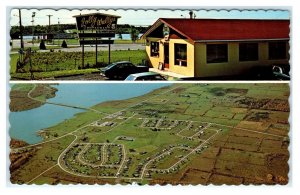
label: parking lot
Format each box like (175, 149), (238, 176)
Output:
(55, 73), (109, 80)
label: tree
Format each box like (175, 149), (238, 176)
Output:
(130, 27), (139, 43)
(118, 33), (123, 40)
(61, 40), (68, 48)
(39, 40), (46, 50)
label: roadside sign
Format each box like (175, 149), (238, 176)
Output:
(72, 13), (121, 67)
(73, 13), (120, 36)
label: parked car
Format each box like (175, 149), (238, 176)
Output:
(272, 65), (290, 80)
(125, 72), (166, 81)
(100, 61), (149, 80)
(247, 64), (290, 80)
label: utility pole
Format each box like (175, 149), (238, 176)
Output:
(31, 12), (36, 46)
(57, 17), (60, 45)
(47, 14), (53, 32)
(57, 18), (60, 32)
(47, 14), (53, 43)
(18, 9), (24, 49)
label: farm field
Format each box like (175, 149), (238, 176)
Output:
(9, 83), (290, 185)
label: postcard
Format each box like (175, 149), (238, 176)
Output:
(8, 8), (290, 186)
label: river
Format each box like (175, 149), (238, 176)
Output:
(9, 83), (171, 144)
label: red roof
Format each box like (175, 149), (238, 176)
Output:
(145, 18), (290, 42)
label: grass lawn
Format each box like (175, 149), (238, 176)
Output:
(10, 45), (73, 53)
(11, 69), (100, 80)
(10, 50), (146, 79)
(114, 39), (145, 44)
(52, 39), (145, 45)
(63, 39), (145, 45)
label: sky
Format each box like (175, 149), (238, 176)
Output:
(10, 8), (290, 27)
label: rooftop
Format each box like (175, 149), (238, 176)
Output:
(143, 18), (290, 43)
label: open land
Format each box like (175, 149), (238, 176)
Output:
(10, 83), (290, 185)
(10, 84), (58, 112)
(10, 48), (146, 80)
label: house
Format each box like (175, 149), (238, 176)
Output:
(142, 18), (290, 78)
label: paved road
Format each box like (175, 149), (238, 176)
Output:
(57, 44), (146, 52)
(55, 73), (108, 81)
(10, 40), (146, 53)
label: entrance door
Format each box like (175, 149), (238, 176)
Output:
(164, 43), (169, 69)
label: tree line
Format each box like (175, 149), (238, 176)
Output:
(10, 23), (150, 39)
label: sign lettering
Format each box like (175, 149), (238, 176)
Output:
(75, 14), (118, 32)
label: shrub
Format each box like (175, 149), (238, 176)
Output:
(61, 40), (68, 48)
(39, 40), (46, 50)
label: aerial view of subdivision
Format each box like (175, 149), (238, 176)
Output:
(9, 83), (290, 185)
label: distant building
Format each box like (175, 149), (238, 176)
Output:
(142, 18), (290, 78)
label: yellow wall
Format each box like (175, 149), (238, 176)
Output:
(146, 38), (289, 77)
(194, 41), (290, 77)
(168, 39), (195, 77)
(145, 38), (161, 69)
(146, 38), (195, 77)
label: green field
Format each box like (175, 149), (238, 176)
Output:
(10, 49), (147, 79)
(10, 83), (290, 185)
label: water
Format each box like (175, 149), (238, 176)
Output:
(114, 33), (144, 40)
(9, 83), (171, 144)
(23, 35), (39, 40)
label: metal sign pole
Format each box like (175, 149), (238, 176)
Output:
(82, 29), (84, 68)
(29, 48), (34, 80)
(108, 38), (111, 64)
(96, 37), (98, 66)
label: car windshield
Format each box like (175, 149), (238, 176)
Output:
(105, 63), (117, 69)
(153, 75), (165, 80)
(125, 75), (136, 81)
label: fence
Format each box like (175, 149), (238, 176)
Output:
(19, 50), (147, 73)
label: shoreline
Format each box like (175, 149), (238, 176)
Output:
(10, 83), (173, 145)
(9, 84), (58, 112)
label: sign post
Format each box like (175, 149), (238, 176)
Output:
(96, 37), (98, 65)
(82, 28), (85, 68)
(108, 38), (111, 64)
(73, 13), (120, 67)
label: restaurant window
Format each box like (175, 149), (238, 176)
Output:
(150, 42), (159, 57)
(239, 43), (258, 61)
(269, 42), (287, 60)
(207, 44), (228, 63)
(174, 43), (187, 66)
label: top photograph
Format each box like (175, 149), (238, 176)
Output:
(9, 8), (290, 81)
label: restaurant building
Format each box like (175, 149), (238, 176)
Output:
(142, 18), (290, 78)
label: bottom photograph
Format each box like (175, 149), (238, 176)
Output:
(9, 83), (289, 185)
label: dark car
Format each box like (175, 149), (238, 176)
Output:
(272, 65), (290, 80)
(100, 61), (149, 80)
(247, 64), (290, 80)
(125, 72), (166, 81)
